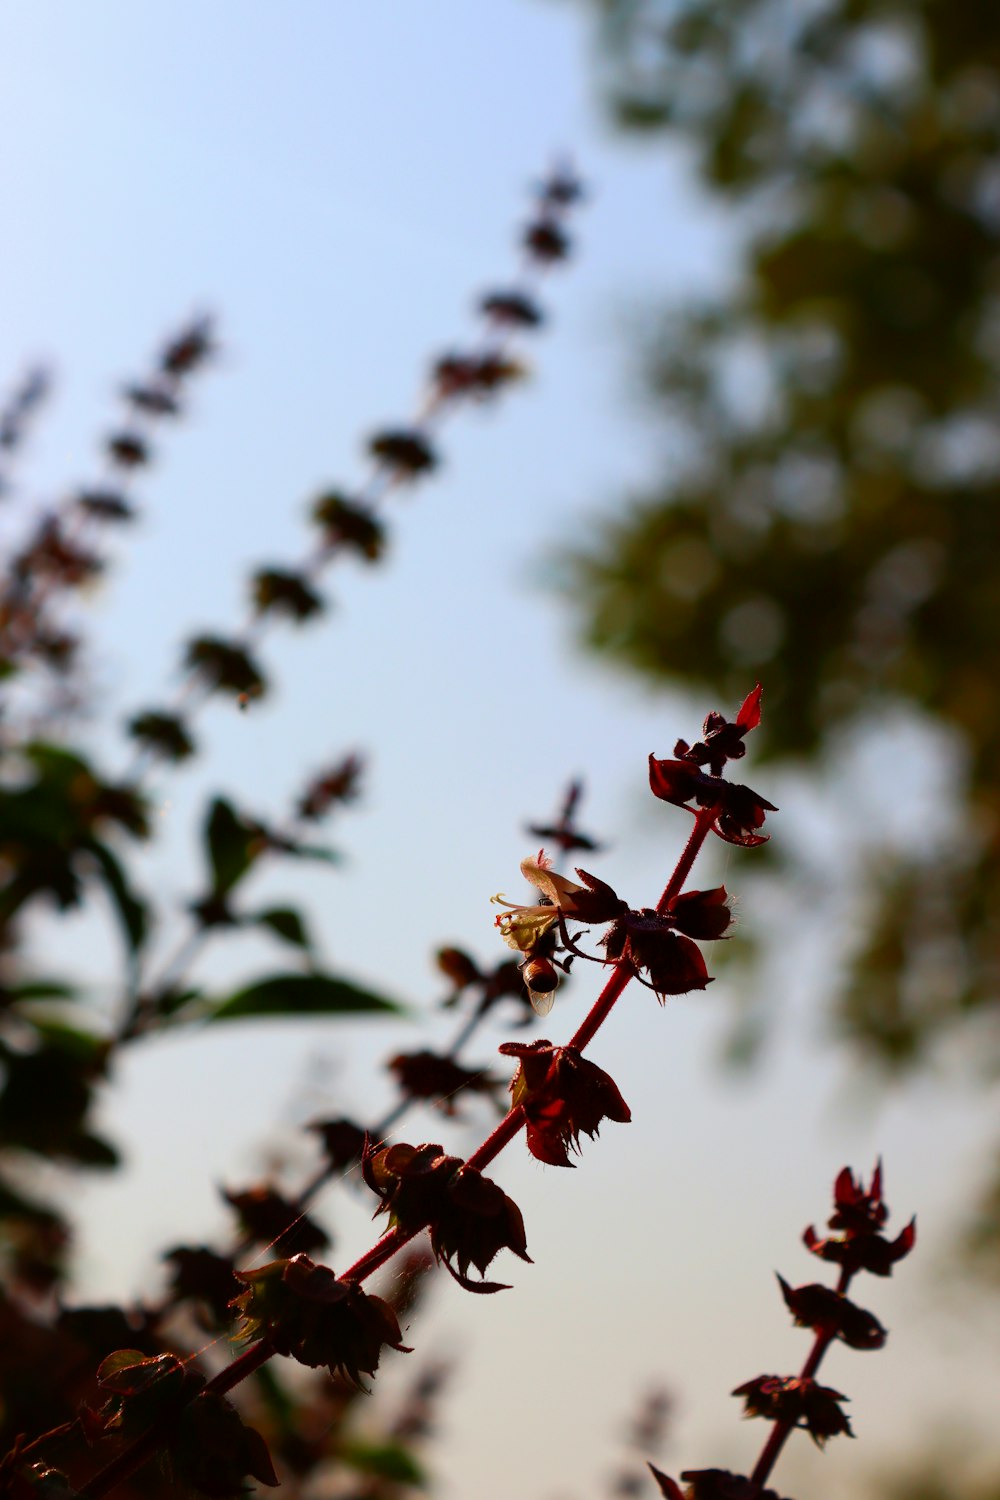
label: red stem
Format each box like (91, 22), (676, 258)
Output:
(79, 801), (721, 1498)
(571, 804), (718, 1053)
(749, 1268), (852, 1489)
(655, 806), (718, 915)
(341, 1223), (420, 1283)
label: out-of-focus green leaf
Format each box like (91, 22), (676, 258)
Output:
(4, 979), (78, 1003)
(567, 0), (1000, 1083)
(0, 1031), (115, 1167)
(154, 985), (204, 1019)
(203, 796), (265, 896)
(63, 1130), (120, 1169)
(207, 972), (401, 1023)
(83, 837), (148, 956)
(23, 1020), (108, 1063)
(340, 1439), (426, 1486)
(252, 906), (312, 951)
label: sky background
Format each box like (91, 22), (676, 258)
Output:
(2, 4), (998, 1497)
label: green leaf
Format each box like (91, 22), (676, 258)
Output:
(24, 741), (94, 790)
(341, 1440), (425, 1486)
(207, 972), (401, 1023)
(253, 906), (312, 951)
(83, 837), (149, 956)
(203, 797), (263, 896)
(26, 1020), (108, 1063)
(63, 1130), (120, 1169)
(6, 978), (78, 1003)
(155, 985), (204, 1019)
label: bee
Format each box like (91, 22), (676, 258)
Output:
(521, 955), (559, 1017)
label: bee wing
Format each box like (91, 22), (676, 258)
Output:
(529, 988), (556, 1017)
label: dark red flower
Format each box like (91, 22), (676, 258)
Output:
(804, 1161), (916, 1277)
(536, 166), (585, 208)
(222, 1186), (328, 1258)
(311, 491), (385, 562)
(648, 1467), (685, 1500)
(296, 753), (364, 821)
(500, 1040), (631, 1167)
(77, 488), (136, 523)
(309, 1116), (367, 1173)
(123, 380), (182, 417)
(368, 428), (438, 477)
(127, 710), (196, 763)
(436, 946), (482, 991)
(161, 317), (215, 376)
(648, 757), (776, 848)
(732, 1374), (853, 1447)
(173, 1390), (279, 1495)
(675, 1470), (791, 1500)
(804, 1219), (916, 1278)
(388, 1050), (500, 1116)
(251, 568), (325, 623)
(363, 1142), (530, 1292)
(777, 1277), (886, 1350)
(185, 635), (267, 700)
(829, 1161), (889, 1233)
(526, 778), (603, 856)
(523, 219), (571, 262)
(231, 1254), (409, 1385)
(164, 1246), (242, 1326)
(601, 896), (731, 1000)
(673, 685), (764, 776)
(665, 886), (733, 940)
(107, 431), (150, 468)
(479, 289), (545, 328)
(15, 518), (102, 588)
(431, 352), (524, 400)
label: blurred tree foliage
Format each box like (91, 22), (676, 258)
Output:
(566, 0), (1000, 1075)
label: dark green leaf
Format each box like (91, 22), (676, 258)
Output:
(155, 985), (205, 1019)
(62, 1130), (120, 1168)
(203, 797), (264, 896)
(25, 1020), (108, 1063)
(83, 837), (149, 956)
(208, 972), (401, 1023)
(6, 978), (78, 1003)
(341, 1440), (425, 1486)
(253, 906), (312, 951)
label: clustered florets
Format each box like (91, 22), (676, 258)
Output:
(362, 1141), (531, 1294)
(5, 680), (917, 1500)
(651, 1163), (916, 1498)
(491, 686), (775, 1015)
(499, 1039), (631, 1167)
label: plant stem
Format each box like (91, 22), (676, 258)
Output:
(80, 799), (720, 1498)
(655, 805), (718, 916)
(749, 1268), (852, 1489)
(341, 1223), (420, 1284)
(571, 804), (718, 1054)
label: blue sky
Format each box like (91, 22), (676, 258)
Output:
(2, 4), (997, 1496)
